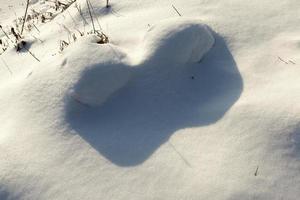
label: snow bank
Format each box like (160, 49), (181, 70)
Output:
(142, 18), (215, 65)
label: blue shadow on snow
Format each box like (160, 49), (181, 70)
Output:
(65, 33), (243, 166)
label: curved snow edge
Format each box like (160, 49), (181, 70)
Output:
(142, 18), (215, 65)
(67, 18), (215, 107)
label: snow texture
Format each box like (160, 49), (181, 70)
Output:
(67, 18), (214, 107)
(66, 36), (131, 106)
(1, 0), (300, 199)
(143, 18), (215, 65)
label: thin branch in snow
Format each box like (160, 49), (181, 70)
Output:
(0, 25), (14, 43)
(168, 141), (192, 168)
(22, 44), (41, 62)
(278, 56), (288, 64)
(254, 166), (259, 176)
(172, 4), (182, 16)
(86, 0), (96, 33)
(75, 3), (88, 25)
(32, 23), (40, 33)
(289, 60), (296, 64)
(21, 0), (30, 35)
(88, 0), (102, 31)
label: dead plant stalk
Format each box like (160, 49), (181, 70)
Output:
(86, 0), (96, 33)
(21, 0), (30, 35)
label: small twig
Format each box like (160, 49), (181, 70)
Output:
(168, 141), (192, 168)
(19, 44), (40, 62)
(58, 1), (68, 7)
(21, 0), (30, 35)
(32, 23), (40, 33)
(11, 27), (21, 41)
(61, 24), (72, 35)
(75, 28), (84, 36)
(172, 4), (182, 16)
(0, 25), (14, 43)
(289, 60), (296, 65)
(24, 47), (40, 62)
(0, 57), (13, 75)
(59, 40), (69, 52)
(75, 3), (88, 25)
(88, 0), (102, 31)
(86, 0), (96, 33)
(254, 166), (259, 176)
(111, 8), (123, 17)
(278, 56), (288, 64)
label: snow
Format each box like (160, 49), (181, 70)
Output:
(142, 18), (215, 65)
(64, 18), (214, 107)
(66, 35), (131, 106)
(0, 0), (300, 199)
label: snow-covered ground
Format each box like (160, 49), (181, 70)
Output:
(0, 0), (300, 199)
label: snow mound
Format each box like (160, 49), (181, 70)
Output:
(142, 18), (215, 65)
(66, 35), (132, 106)
(67, 19), (215, 107)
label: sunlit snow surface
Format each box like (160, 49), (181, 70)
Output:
(0, 0), (300, 199)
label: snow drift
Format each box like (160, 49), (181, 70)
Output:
(1, 0), (300, 199)
(66, 35), (131, 106)
(66, 18), (241, 167)
(67, 18), (214, 107)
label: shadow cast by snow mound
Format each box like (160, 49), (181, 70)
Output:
(66, 31), (243, 166)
